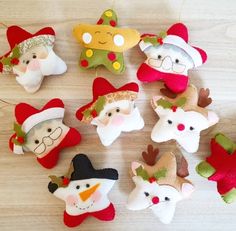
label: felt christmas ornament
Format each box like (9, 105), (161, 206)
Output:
(151, 85), (219, 153)
(48, 154), (118, 227)
(0, 25), (67, 93)
(127, 145), (194, 224)
(137, 23), (207, 93)
(76, 77), (144, 146)
(9, 98), (81, 169)
(73, 9), (140, 74)
(196, 133), (236, 203)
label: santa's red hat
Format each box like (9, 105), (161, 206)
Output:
(9, 98), (65, 155)
(0, 25), (55, 73)
(140, 23), (207, 67)
(76, 77), (139, 123)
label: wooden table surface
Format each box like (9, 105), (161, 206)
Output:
(0, 0), (236, 230)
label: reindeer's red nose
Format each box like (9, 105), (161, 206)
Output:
(177, 123), (185, 131)
(152, 196), (159, 204)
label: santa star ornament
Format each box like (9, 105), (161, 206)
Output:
(151, 85), (219, 153)
(76, 77), (144, 146)
(196, 133), (236, 203)
(9, 98), (81, 169)
(127, 145), (194, 224)
(48, 154), (118, 227)
(0, 25), (67, 93)
(137, 23), (207, 93)
(73, 9), (140, 74)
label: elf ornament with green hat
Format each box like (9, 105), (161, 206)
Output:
(0, 25), (67, 93)
(76, 77), (144, 146)
(73, 9), (140, 74)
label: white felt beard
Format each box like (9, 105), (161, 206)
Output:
(13, 48), (67, 93)
(93, 107), (144, 146)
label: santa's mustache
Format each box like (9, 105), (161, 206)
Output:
(34, 127), (63, 154)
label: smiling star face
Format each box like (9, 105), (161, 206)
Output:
(24, 118), (69, 158)
(53, 178), (116, 216)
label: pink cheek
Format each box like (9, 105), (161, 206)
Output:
(111, 115), (125, 126)
(91, 190), (102, 202)
(27, 59), (40, 71)
(66, 194), (78, 206)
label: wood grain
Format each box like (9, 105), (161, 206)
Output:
(0, 0), (236, 230)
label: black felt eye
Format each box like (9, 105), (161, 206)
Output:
(175, 59), (179, 63)
(165, 197), (170, 201)
(108, 112), (112, 117)
(116, 108), (120, 113)
(34, 140), (39, 144)
(76, 185), (80, 190)
(33, 54), (37, 59)
(190, 126), (194, 131)
(158, 55), (162, 59)
(144, 192), (149, 197)
(47, 128), (52, 132)
(26, 60), (30, 65)
(167, 120), (172, 124)
(86, 184), (90, 188)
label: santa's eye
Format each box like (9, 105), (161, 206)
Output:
(175, 59), (179, 63)
(26, 60), (30, 65)
(86, 184), (90, 188)
(47, 128), (52, 132)
(190, 126), (194, 131)
(76, 185), (80, 190)
(34, 139), (39, 144)
(144, 192), (149, 197)
(157, 55), (162, 59)
(32, 54), (37, 59)
(167, 120), (172, 124)
(116, 108), (120, 113)
(108, 112), (112, 117)
(165, 197), (170, 201)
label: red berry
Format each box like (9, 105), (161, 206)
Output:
(11, 58), (19, 65)
(80, 59), (89, 67)
(149, 177), (156, 183)
(157, 37), (163, 45)
(110, 20), (116, 27)
(171, 105), (177, 112)
(17, 137), (25, 144)
(97, 18), (104, 25)
(62, 177), (70, 186)
(107, 52), (116, 61)
(91, 109), (98, 118)
(0, 62), (3, 72)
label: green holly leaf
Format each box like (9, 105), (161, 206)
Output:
(159, 31), (167, 38)
(153, 168), (167, 179)
(94, 96), (106, 114)
(1, 57), (11, 66)
(136, 166), (149, 181)
(176, 97), (187, 107)
(12, 46), (20, 59)
(83, 109), (92, 118)
(157, 98), (173, 109)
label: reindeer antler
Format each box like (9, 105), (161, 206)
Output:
(160, 86), (177, 99)
(197, 88), (212, 108)
(142, 144), (159, 166)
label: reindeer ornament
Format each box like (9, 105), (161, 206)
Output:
(127, 145), (194, 224)
(151, 85), (219, 153)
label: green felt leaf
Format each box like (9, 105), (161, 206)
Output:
(136, 166), (149, 181)
(82, 109), (92, 118)
(12, 46), (20, 59)
(1, 57), (11, 66)
(14, 123), (25, 138)
(176, 97), (187, 107)
(215, 133), (236, 154)
(196, 161), (216, 178)
(94, 96), (106, 113)
(159, 31), (167, 38)
(222, 189), (236, 204)
(153, 168), (167, 179)
(157, 98), (173, 109)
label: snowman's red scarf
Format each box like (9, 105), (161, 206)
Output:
(137, 62), (188, 93)
(63, 203), (115, 227)
(37, 127), (81, 169)
(207, 139), (236, 195)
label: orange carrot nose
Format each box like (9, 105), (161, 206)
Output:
(79, 183), (100, 201)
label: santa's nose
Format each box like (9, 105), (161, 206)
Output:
(111, 115), (125, 126)
(177, 123), (185, 131)
(161, 56), (172, 70)
(27, 59), (40, 71)
(42, 136), (53, 146)
(152, 196), (160, 204)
